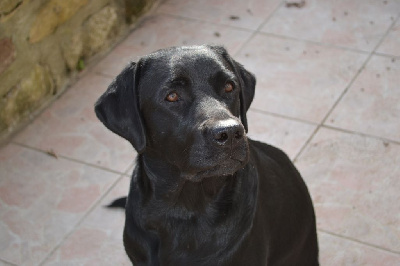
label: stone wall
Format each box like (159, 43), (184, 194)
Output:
(0, 0), (157, 143)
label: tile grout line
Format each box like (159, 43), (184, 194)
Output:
(249, 107), (318, 126)
(374, 51), (400, 59)
(318, 229), (400, 256)
(95, 71), (117, 79)
(233, 0), (287, 57)
(0, 258), (18, 266)
(293, 13), (400, 163)
(124, 160), (136, 176)
(11, 141), (133, 176)
(38, 173), (127, 266)
(321, 124), (400, 146)
(156, 12), (256, 33)
(250, 108), (400, 147)
(373, 13), (400, 57)
(257, 31), (371, 55)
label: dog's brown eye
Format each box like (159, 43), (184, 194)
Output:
(166, 92), (179, 102)
(224, 82), (234, 93)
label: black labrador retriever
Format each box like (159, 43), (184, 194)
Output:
(95, 45), (319, 266)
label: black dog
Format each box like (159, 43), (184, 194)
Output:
(95, 45), (319, 266)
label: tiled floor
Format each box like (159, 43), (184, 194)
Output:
(1, 0), (399, 265)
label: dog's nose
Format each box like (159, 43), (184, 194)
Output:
(211, 119), (244, 145)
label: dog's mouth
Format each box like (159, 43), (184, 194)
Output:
(182, 157), (248, 182)
(178, 121), (250, 182)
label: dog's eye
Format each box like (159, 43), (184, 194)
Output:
(165, 92), (179, 102)
(224, 82), (234, 93)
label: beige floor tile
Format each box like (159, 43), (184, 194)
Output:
(296, 128), (400, 253)
(43, 177), (130, 266)
(326, 55), (400, 142)
(262, 0), (400, 51)
(0, 144), (119, 265)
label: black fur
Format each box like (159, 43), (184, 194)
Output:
(95, 45), (319, 265)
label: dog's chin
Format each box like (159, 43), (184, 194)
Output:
(182, 158), (247, 182)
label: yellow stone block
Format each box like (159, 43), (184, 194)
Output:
(29, 0), (88, 43)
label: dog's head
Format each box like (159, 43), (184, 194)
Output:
(95, 45), (255, 181)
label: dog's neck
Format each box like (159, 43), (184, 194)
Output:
(139, 154), (235, 212)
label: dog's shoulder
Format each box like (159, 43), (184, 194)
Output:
(247, 138), (309, 195)
(248, 138), (295, 172)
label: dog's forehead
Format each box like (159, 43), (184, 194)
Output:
(169, 47), (221, 66)
(145, 46), (230, 75)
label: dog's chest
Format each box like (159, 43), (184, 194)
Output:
(149, 208), (252, 265)
(139, 168), (259, 264)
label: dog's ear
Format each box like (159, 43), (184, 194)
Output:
(94, 62), (146, 153)
(231, 58), (256, 133)
(209, 46), (256, 132)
